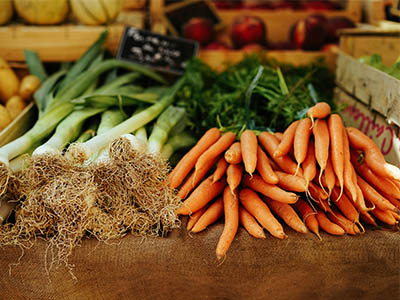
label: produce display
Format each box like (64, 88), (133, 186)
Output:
(0, 9), (399, 285)
(0, 56), (40, 131)
(359, 54), (400, 80)
(0, 32), (193, 272)
(171, 103), (400, 259)
(1, 0), (124, 25)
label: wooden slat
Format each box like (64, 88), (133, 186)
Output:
(0, 12), (145, 62)
(339, 28), (400, 66)
(335, 51), (400, 127)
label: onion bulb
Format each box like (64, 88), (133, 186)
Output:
(70, 0), (123, 25)
(14, 0), (69, 25)
(0, 0), (13, 25)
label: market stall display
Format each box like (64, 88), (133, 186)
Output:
(0, 1), (399, 299)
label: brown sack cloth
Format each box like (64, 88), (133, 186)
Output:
(1, 224), (399, 300)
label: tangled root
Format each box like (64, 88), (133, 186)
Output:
(92, 137), (181, 237)
(0, 163), (11, 198)
(0, 137), (181, 274)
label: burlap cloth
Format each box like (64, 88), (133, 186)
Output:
(1, 221), (399, 300)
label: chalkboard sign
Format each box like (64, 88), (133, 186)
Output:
(117, 27), (199, 75)
(163, 0), (223, 36)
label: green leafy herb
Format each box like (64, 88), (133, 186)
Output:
(176, 54), (335, 138)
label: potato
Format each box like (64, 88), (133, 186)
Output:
(0, 62), (20, 104)
(0, 104), (12, 131)
(19, 74), (41, 100)
(6, 95), (25, 120)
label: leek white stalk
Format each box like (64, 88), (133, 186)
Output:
(160, 132), (196, 160)
(67, 77), (185, 161)
(147, 106), (186, 153)
(33, 107), (105, 156)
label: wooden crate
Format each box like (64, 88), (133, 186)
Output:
(335, 88), (400, 166)
(150, 0), (362, 44)
(216, 1), (362, 44)
(362, 0), (386, 25)
(339, 27), (400, 66)
(0, 11), (145, 62)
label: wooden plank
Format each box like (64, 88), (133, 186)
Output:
(335, 51), (400, 126)
(335, 88), (400, 166)
(0, 102), (37, 147)
(0, 12), (145, 62)
(199, 50), (337, 72)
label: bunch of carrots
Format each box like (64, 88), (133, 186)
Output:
(168, 102), (400, 260)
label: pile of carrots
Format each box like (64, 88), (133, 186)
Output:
(168, 102), (400, 260)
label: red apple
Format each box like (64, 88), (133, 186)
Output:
(289, 14), (327, 50)
(231, 15), (267, 49)
(204, 41), (231, 50)
(322, 43), (339, 53)
(183, 17), (214, 46)
(325, 16), (356, 43)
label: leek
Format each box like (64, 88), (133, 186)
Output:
(67, 77), (185, 161)
(147, 105), (186, 153)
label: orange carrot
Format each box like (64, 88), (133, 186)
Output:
(275, 171), (306, 193)
(316, 210), (345, 236)
(239, 206), (266, 239)
(328, 211), (359, 236)
(309, 182), (329, 200)
(293, 118), (312, 175)
(307, 102), (331, 126)
(212, 157), (229, 183)
(360, 211), (377, 226)
(323, 157), (336, 197)
(342, 128), (358, 202)
(303, 140), (317, 195)
(331, 187), (359, 223)
(313, 118), (330, 190)
(240, 130), (258, 175)
(243, 174), (299, 204)
(187, 206), (207, 231)
(328, 114), (345, 201)
(264, 198), (308, 233)
(177, 155), (219, 199)
(258, 131), (303, 175)
(216, 186), (239, 260)
(169, 127), (220, 188)
(176, 175), (225, 215)
(356, 174), (397, 212)
(239, 189), (287, 239)
(191, 197), (224, 233)
(351, 151), (400, 199)
(293, 199), (321, 239)
(274, 132), (283, 141)
(194, 131), (236, 184)
(224, 142), (242, 164)
(227, 163), (243, 195)
(347, 127), (400, 181)
(256, 146), (279, 184)
(371, 208), (397, 226)
(274, 120), (299, 158)
(381, 191), (400, 210)
(392, 211), (400, 221)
